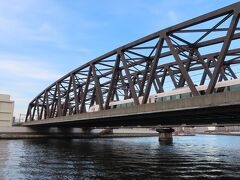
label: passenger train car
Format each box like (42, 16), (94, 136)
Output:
(89, 79), (240, 112)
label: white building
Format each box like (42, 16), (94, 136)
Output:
(0, 94), (14, 126)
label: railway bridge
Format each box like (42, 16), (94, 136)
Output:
(23, 2), (240, 142)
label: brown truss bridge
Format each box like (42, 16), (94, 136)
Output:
(25, 2), (240, 123)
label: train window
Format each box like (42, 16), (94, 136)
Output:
(227, 86), (230, 91)
(200, 90), (205, 95)
(155, 97), (162, 102)
(223, 86), (230, 92)
(162, 96), (171, 101)
(181, 93), (191, 99)
(126, 103), (133, 108)
(171, 94), (180, 100)
(229, 84), (240, 91)
(215, 87), (225, 93)
(122, 104), (127, 108)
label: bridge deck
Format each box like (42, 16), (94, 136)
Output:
(23, 90), (240, 128)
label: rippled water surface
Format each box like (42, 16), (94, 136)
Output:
(0, 135), (240, 179)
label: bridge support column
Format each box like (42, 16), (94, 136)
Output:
(156, 128), (174, 144)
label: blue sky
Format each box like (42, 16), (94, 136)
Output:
(0, 0), (238, 117)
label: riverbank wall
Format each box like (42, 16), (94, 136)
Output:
(0, 127), (158, 139)
(1, 126), (240, 139)
(197, 132), (240, 136)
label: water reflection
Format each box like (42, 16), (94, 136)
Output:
(0, 135), (240, 179)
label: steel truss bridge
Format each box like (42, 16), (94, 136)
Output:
(24, 2), (240, 127)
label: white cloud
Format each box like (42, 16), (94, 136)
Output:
(0, 16), (59, 42)
(0, 0), (35, 13)
(0, 56), (64, 117)
(0, 58), (62, 81)
(167, 10), (180, 23)
(0, 16), (94, 56)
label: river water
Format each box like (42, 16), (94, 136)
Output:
(0, 135), (240, 179)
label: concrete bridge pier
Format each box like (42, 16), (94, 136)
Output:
(156, 128), (175, 144)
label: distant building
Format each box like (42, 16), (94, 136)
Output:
(0, 94), (14, 126)
(216, 126), (240, 132)
(207, 126), (216, 131)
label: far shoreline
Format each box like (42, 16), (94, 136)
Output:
(0, 132), (240, 140)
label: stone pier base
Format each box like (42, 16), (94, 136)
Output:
(156, 128), (175, 144)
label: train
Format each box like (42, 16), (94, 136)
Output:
(89, 79), (240, 112)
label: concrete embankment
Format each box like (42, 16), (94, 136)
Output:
(0, 127), (158, 139)
(0, 133), (158, 139)
(2, 127), (240, 139)
(197, 132), (240, 136)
